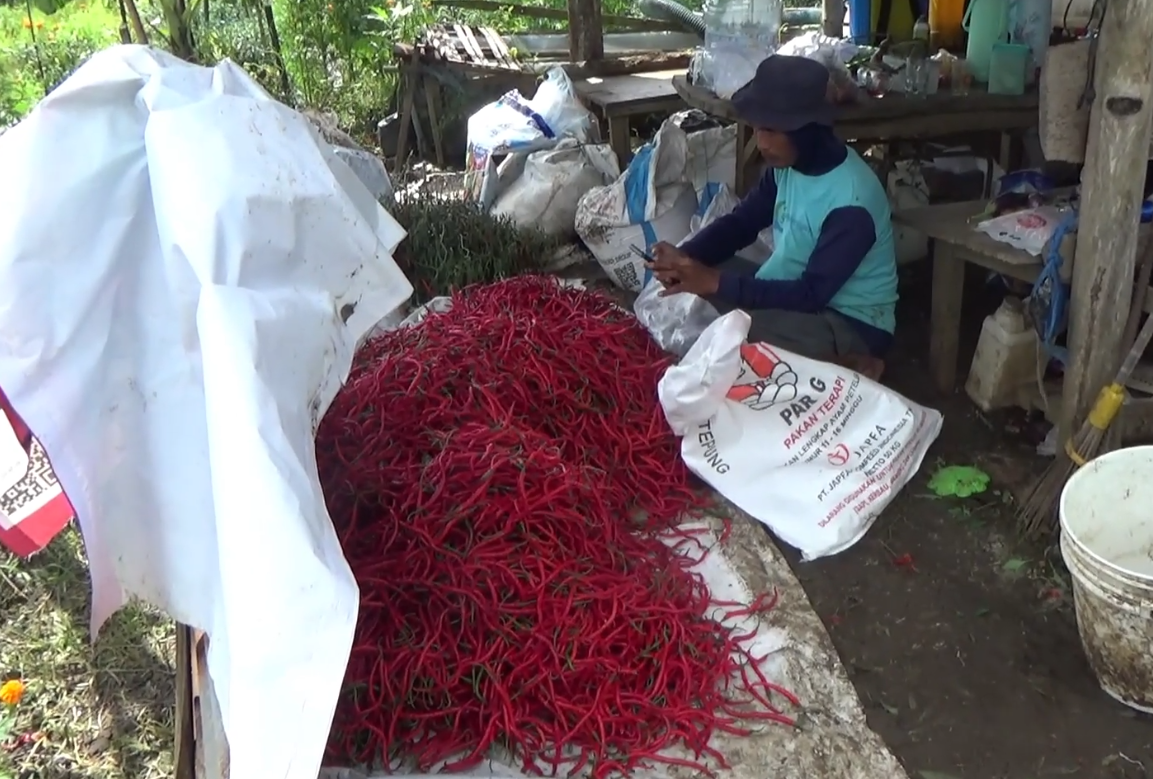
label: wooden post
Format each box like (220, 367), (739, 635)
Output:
(174, 623), (195, 779)
(822, 0), (845, 38)
(1061, 0), (1153, 441)
(567, 0), (604, 62)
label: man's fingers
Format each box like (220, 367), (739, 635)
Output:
(646, 257), (681, 273)
(651, 243), (689, 267)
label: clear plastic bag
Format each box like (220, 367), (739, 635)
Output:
(633, 276), (720, 357)
(976, 205), (1069, 256)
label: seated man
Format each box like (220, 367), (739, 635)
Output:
(648, 54), (898, 379)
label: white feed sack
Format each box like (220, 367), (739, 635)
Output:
(686, 183), (774, 264)
(887, 160), (930, 265)
(659, 312), (943, 561)
(683, 122), (737, 205)
(490, 139), (620, 238)
(576, 122), (698, 292)
(464, 67), (594, 209)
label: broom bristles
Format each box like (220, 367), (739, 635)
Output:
(1016, 424), (1109, 540)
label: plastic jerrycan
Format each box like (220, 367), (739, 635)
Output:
(963, 0), (1010, 83)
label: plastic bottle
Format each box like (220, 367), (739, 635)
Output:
(913, 15), (930, 41)
(965, 297), (1042, 412)
(963, 0), (1011, 83)
(701, 0), (783, 96)
(929, 0), (966, 50)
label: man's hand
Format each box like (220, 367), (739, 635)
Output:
(647, 242), (721, 298)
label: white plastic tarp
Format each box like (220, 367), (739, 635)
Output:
(0, 45), (413, 779)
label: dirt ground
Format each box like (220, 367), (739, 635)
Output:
(784, 264), (1153, 779)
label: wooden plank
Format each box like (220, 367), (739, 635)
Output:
(1061, 0), (1153, 441)
(672, 74), (1039, 128)
(608, 115), (632, 166)
(561, 52), (693, 79)
(835, 112), (1038, 143)
(477, 26), (515, 69)
(567, 0), (604, 61)
(893, 199), (1052, 271)
(431, 30), (462, 62)
(424, 77), (447, 168)
(453, 24), (486, 63)
(930, 242), (967, 392)
(486, 27), (519, 66)
(574, 70), (685, 116)
(822, 0), (844, 37)
(462, 26), (490, 64)
(173, 623), (195, 779)
(394, 54), (421, 169)
(896, 195), (1153, 284)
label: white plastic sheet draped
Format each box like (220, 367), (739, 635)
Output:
(0, 45), (413, 779)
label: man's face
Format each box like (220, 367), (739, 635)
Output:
(755, 128), (796, 168)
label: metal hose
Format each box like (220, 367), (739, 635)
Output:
(635, 0), (706, 36)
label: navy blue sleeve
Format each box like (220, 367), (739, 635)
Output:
(679, 171), (778, 267)
(714, 205), (877, 311)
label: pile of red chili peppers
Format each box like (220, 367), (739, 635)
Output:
(317, 276), (798, 777)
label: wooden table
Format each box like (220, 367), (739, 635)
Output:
(575, 70), (686, 166)
(672, 74), (1040, 194)
(895, 197), (1153, 392)
(894, 200), (1048, 394)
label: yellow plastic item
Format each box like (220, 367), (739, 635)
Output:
(929, 0), (966, 50)
(1065, 384), (1126, 467)
(872, 0), (919, 41)
(1086, 384), (1126, 431)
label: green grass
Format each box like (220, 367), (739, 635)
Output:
(0, 527), (176, 779)
(0, 0), (120, 125)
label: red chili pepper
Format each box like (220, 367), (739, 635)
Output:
(317, 277), (798, 778)
(892, 553), (918, 572)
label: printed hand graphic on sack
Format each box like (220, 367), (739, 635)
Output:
(726, 344), (799, 411)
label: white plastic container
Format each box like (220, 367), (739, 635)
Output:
(964, 297), (1040, 411)
(700, 0), (782, 98)
(1060, 446), (1153, 712)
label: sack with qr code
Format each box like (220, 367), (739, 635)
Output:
(0, 390), (73, 557)
(575, 122), (698, 292)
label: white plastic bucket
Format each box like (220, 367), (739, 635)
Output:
(1059, 445), (1153, 712)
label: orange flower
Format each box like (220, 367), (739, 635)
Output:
(0, 679), (25, 706)
(21, 18), (31, 28)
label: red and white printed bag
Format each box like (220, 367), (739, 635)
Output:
(658, 311), (943, 560)
(0, 391), (73, 557)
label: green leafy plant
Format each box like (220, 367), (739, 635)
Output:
(386, 191), (559, 303)
(0, 1), (118, 127)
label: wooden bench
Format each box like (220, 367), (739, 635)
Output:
(574, 70), (686, 167)
(894, 198), (1153, 396)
